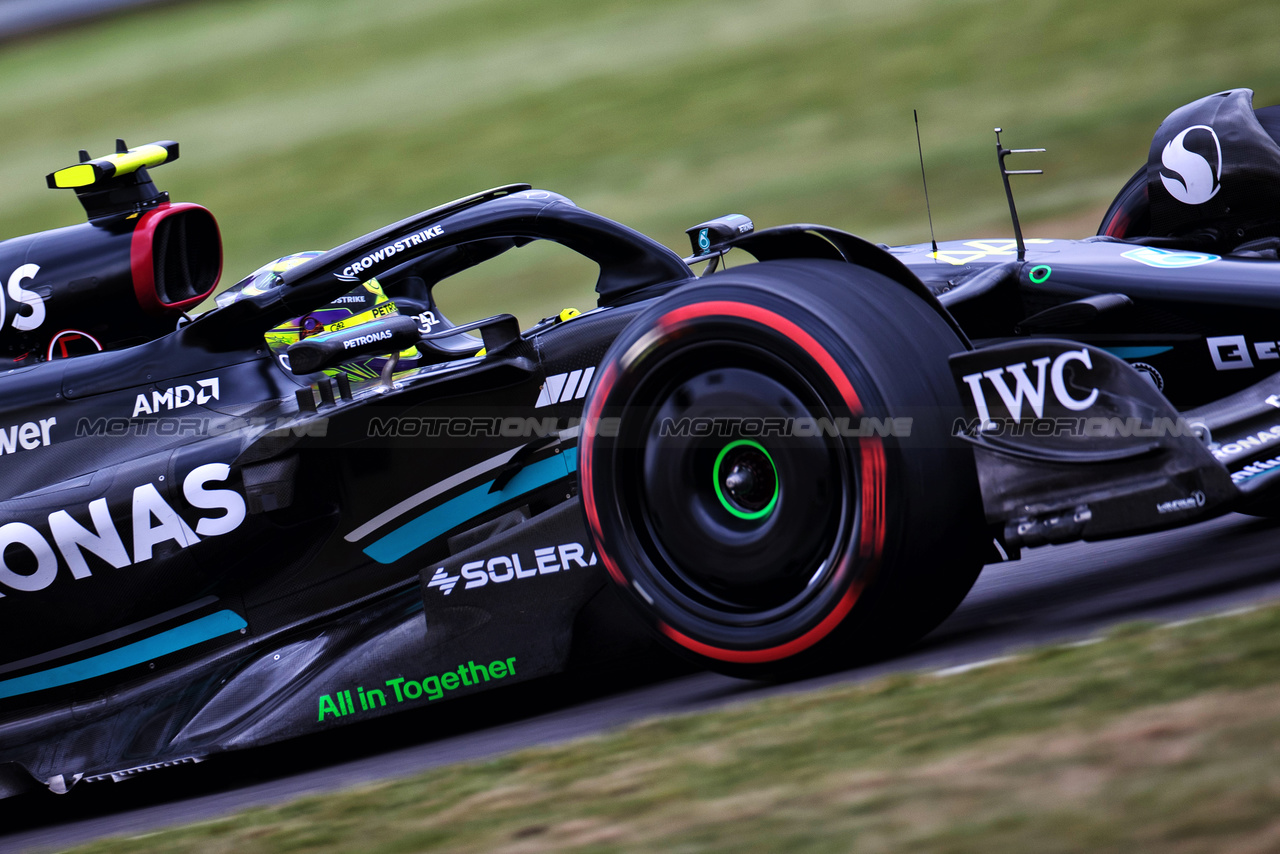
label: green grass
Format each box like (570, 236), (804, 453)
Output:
(66, 604), (1280, 853)
(4, 0), (1280, 324)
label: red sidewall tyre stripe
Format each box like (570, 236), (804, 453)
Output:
(659, 578), (863, 664)
(580, 362), (624, 584)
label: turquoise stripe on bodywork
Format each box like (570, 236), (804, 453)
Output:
(0, 610), (247, 700)
(366, 448), (578, 565)
(1103, 346), (1173, 359)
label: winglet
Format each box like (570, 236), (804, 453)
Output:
(46, 140), (179, 190)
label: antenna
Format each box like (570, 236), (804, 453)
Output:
(914, 110), (938, 255)
(994, 127), (1044, 262)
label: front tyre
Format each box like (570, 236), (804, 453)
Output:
(579, 259), (987, 678)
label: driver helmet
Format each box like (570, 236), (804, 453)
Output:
(215, 251), (421, 381)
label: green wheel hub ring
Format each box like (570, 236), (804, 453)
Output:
(712, 439), (779, 520)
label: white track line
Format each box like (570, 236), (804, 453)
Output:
(931, 655), (1020, 677)
(1160, 604), (1258, 630)
(929, 603), (1266, 678)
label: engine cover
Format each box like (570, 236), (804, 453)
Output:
(0, 203), (221, 357)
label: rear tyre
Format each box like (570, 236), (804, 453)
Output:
(579, 259), (988, 678)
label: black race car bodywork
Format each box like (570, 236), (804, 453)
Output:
(3, 88), (1280, 797)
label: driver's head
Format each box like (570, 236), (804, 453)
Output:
(215, 252), (418, 381)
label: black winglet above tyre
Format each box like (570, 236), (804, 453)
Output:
(950, 339), (1237, 547)
(578, 259), (989, 678)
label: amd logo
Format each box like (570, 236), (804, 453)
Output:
(961, 349), (1099, 424)
(132, 378), (220, 417)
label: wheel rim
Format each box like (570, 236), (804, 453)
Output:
(608, 331), (857, 624)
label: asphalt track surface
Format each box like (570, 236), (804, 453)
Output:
(4, 512), (1280, 852)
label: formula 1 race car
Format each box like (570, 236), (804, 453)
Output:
(3, 87), (1280, 798)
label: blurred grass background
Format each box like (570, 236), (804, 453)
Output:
(2, 0), (1280, 324)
